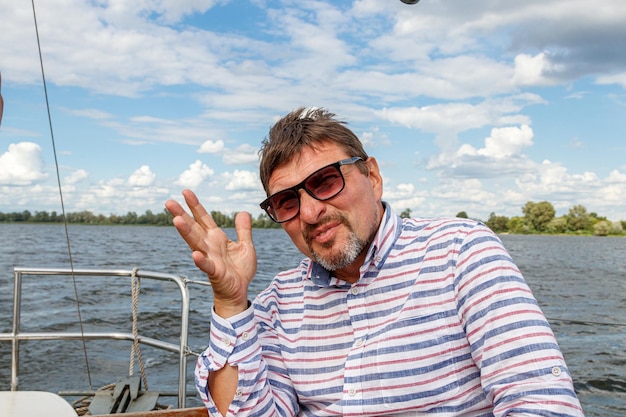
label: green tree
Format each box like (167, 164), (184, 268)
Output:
(485, 212), (509, 233)
(456, 211), (468, 219)
(547, 216), (568, 234)
(33, 210), (50, 222)
(593, 220), (611, 236)
(566, 204), (590, 232)
(507, 216), (529, 234)
(522, 201), (555, 232)
(400, 208), (412, 219)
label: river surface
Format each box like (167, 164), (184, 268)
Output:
(0, 224), (624, 415)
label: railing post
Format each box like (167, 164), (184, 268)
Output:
(11, 269), (23, 391)
(177, 277), (190, 409)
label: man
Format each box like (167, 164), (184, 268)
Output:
(165, 107), (584, 416)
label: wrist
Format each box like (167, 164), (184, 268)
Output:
(213, 299), (251, 318)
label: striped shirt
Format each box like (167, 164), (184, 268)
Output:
(196, 204), (584, 416)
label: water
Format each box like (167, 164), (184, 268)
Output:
(0, 224), (624, 415)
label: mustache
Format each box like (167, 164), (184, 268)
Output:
(303, 213), (346, 243)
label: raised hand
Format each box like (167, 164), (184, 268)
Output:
(165, 189), (257, 317)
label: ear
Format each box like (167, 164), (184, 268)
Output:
(365, 157), (384, 200)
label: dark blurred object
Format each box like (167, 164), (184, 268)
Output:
(400, 0), (420, 4)
(0, 71), (4, 126)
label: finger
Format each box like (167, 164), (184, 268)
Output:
(192, 250), (216, 277)
(168, 206), (210, 252)
(234, 211), (254, 245)
(164, 198), (186, 217)
(182, 189), (217, 229)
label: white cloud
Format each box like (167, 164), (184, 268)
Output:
(0, 142), (48, 185)
(513, 53), (558, 86)
(458, 125), (534, 159)
(176, 160), (214, 188)
(64, 169), (88, 185)
(198, 139), (225, 154)
(596, 71), (626, 89)
(224, 170), (261, 191)
(516, 160), (600, 194)
(128, 165), (156, 186)
(223, 144), (259, 165)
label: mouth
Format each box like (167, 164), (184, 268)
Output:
(305, 218), (342, 246)
(314, 223), (340, 244)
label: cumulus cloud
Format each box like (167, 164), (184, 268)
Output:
(198, 139), (225, 154)
(64, 169), (89, 185)
(0, 142), (48, 185)
(128, 165), (156, 186)
(516, 160), (600, 195)
(425, 125), (536, 179)
(458, 125), (534, 159)
(223, 144), (259, 165)
(512, 53), (562, 86)
(224, 170), (261, 191)
(176, 160), (214, 188)
(596, 72), (626, 89)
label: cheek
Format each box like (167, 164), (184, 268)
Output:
(343, 186), (381, 235)
(284, 223), (312, 256)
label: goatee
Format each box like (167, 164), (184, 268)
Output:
(306, 214), (368, 271)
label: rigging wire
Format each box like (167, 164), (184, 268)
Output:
(31, 0), (93, 390)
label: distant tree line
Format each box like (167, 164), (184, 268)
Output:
(1, 201), (624, 235)
(402, 203), (624, 236)
(481, 202), (625, 236)
(0, 209), (282, 229)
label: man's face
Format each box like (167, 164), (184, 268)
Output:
(266, 142), (384, 279)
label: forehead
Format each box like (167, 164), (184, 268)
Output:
(267, 143), (349, 195)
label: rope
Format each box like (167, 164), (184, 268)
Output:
(130, 267), (149, 390)
(31, 0), (92, 390)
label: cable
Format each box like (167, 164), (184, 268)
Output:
(31, 0), (93, 390)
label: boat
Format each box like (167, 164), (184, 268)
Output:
(0, 267), (210, 416)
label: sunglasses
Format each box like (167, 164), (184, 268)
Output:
(260, 156), (364, 223)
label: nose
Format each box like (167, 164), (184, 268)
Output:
(297, 189), (326, 223)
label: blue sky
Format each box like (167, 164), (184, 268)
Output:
(1, 0), (625, 222)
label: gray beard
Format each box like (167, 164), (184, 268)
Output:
(308, 215), (368, 271)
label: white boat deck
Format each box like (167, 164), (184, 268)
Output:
(0, 391), (78, 416)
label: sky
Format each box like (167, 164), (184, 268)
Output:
(0, 0), (625, 222)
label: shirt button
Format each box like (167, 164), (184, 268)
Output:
(355, 338), (363, 347)
(551, 366), (562, 377)
(350, 287), (359, 295)
(348, 388), (356, 396)
(235, 389), (243, 397)
(241, 332), (250, 341)
(222, 337), (232, 347)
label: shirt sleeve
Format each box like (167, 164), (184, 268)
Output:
(455, 223), (585, 416)
(195, 303), (299, 417)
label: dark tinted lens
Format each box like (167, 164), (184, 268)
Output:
(266, 189), (299, 222)
(305, 165), (344, 200)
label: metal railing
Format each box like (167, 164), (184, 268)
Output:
(0, 267), (210, 409)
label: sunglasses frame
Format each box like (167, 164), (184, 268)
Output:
(260, 156), (364, 223)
